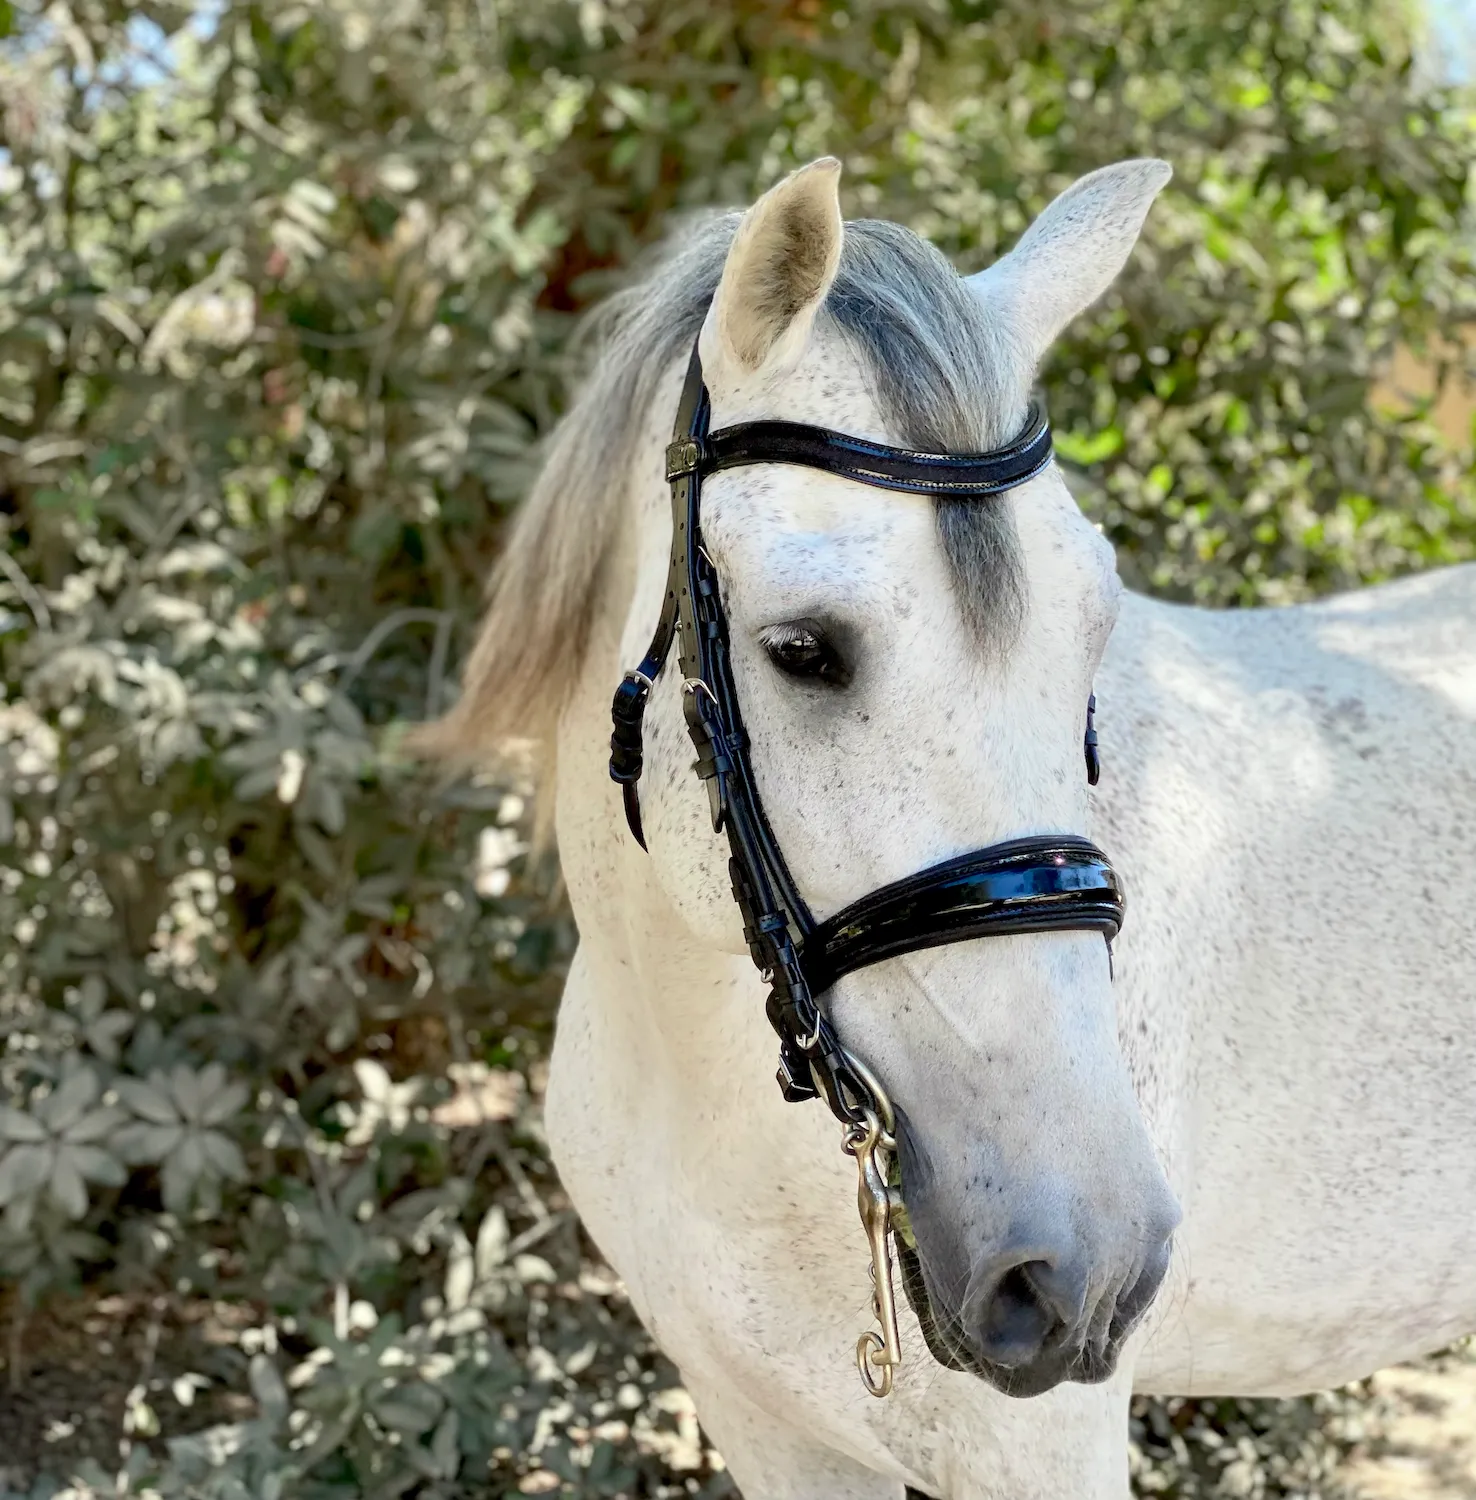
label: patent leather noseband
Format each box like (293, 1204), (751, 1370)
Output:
(608, 337), (1122, 1396)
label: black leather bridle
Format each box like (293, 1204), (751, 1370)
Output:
(607, 336), (1124, 1395)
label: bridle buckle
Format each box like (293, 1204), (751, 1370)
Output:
(665, 436), (704, 481)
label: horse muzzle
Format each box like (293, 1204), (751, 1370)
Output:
(893, 1102), (1180, 1397)
(899, 1225), (1175, 1396)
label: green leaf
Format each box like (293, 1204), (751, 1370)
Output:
(430, 1409), (460, 1479)
(248, 1353), (289, 1420)
(160, 1142), (201, 1213)
(199, 1129), (248, 1181)
(1054, 427), (1125, 465)
(171, 1064), (205, 1124)
(114, 1121), (185, 1164)
(61, 1106), (127, 1145)
(48, 1146), (90, 1219)
(115, 1076), (182, 1126)
(69, 1143), (127, 1187)
(83, 1011), (133, 1064)
(41, 1070), (101, 1136)
(195, 1061), (228, 1107)
(0, 1107), (47, 1144)
(370, 1381), (444, 1436)
(200, 1079), (251, 1128)
(0, 1144), (52, 1206)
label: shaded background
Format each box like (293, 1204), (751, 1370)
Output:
(1, 1), (1474, 1495)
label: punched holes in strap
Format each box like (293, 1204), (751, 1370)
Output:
(606, 346), (710, 847)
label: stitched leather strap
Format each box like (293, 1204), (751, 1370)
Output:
(690, 404), (1052, 495)
(615, 366), (1055, 849)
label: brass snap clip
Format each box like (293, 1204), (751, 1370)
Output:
(844, 1107), (902, 1397)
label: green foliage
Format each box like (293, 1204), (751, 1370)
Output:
(0, 0), (1471, 1493)
(869, 0), (1476, 601)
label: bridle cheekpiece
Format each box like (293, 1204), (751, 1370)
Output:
(608, 337), (1123, 1396)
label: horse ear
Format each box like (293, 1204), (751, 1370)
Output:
(699, 157), (843, 395)
(968, 159), (1171, 370)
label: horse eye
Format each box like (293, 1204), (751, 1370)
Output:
(760, 621), (852, 688)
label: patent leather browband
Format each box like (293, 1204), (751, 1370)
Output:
(609, 336), (1121, 1132)
(669, 405), (1052, 495)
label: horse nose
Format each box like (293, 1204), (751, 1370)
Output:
(968, 1251), (1091, 1369)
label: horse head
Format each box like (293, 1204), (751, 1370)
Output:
(631, 158), (1182, 1397)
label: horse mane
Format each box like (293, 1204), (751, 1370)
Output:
(417, 210), (1031, 793)
(411, 217), (733, 777)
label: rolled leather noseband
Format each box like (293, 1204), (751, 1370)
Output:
(608, 335), (1122, 1131)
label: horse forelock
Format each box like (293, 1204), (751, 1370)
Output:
(419, 209), (1034, 781)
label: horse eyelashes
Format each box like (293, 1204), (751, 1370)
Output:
(759, 620), (852, 687)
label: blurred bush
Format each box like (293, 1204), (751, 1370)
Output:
(0, 0), (1472, 1494)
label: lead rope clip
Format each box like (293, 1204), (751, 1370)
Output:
(845, 1108), (902, 1397)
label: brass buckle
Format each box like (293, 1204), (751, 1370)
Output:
(665, 437), (703, 481)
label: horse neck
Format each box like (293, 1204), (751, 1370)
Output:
(553, 584), (827, 1198)
(551, 410), (773, 1058)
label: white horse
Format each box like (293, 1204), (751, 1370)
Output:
(426, 158), (1476, 1498)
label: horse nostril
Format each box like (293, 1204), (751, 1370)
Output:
(970, 1253), (1093, 1370)
(976, 1261), (1064, 1369)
